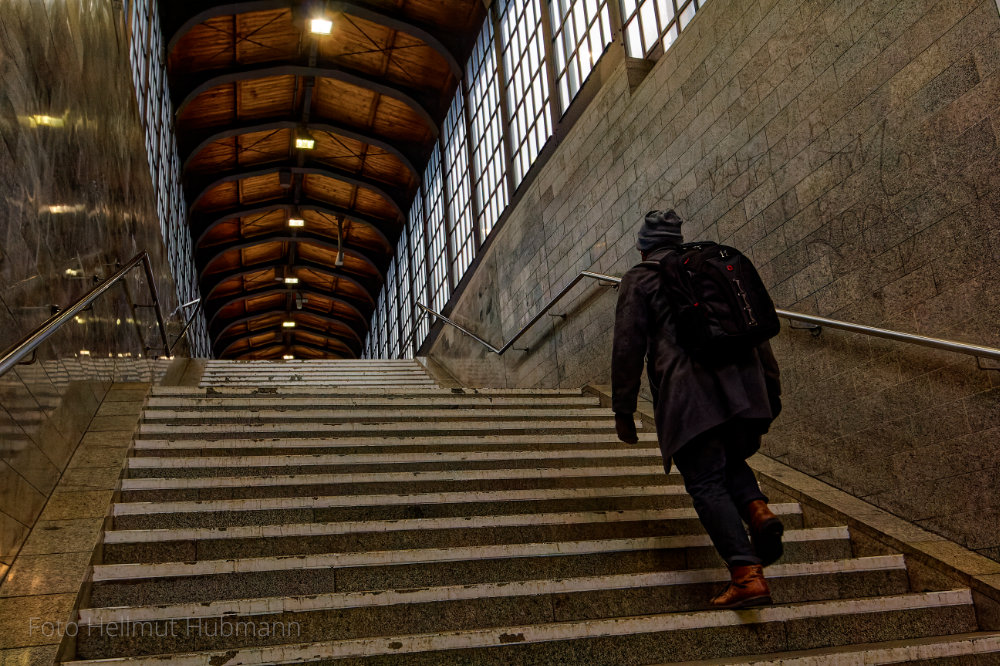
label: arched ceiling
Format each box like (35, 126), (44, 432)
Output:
(162, 0), (486, 359)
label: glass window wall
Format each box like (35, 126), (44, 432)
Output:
(550, 0), (613, 111)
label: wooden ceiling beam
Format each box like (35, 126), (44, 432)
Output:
(166, 0), (464, 78)
(232, 340), (353, 361)
(207, 287), (368, 337)
(192, 199), (400, 248)
(327, 1), (463, 78)
(174, 62), (439, 137)
(186, 162), (408, 220)
(217, 322), (361, 358)
(180, 118), (423, 180)
(202, 257), (379, 306)
(197, 232), (386, 283)
(215, 312), (364, 356)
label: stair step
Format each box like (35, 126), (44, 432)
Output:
(88, 527), (852, 606)
(105, 504), (804, 545)
(144, 395), (600, 409)
(126, 447), (663, 470)
(140, 407), (613, 423)
(121, 463), (668, 488)
(198, 375), (437, 387)
(66, 589), (976, 665)
(681, 631), (1000, 664)
(135, 418), (634, 438)
(150, 386), (587, 397)
(112, 484), (694, 529)
(101, 504), (805, 563)
(131, 431), (659, 453)
(117, 470), (681, 503)
(74, 556), (909, 659)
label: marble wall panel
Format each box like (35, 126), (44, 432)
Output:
(0, 0), (181, 573)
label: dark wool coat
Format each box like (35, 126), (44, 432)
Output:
(612, 246), (782, 461)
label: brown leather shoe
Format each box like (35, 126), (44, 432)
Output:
(709, 564), (772, 609)
(747, 500), (784, 566)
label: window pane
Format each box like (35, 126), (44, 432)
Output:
(409, 195), (430, 349)
(549, 0), (612, 111)
(466, 15), (509, 240)
(443, 90), (476, 285)
(619, 0), (697, 58)
(423, 144), (450, 314)
(499, 0), (552, 184)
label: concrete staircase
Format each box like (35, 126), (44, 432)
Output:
(66, 360), (1000, 664)
(197, 359), (439, 388)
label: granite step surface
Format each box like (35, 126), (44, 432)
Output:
(69, 590), (978, 664)
(88, 527), (854, 606)
(100, 504), (807, 563)
(74, 556), (909, 659)
(68, 363), (998, 663)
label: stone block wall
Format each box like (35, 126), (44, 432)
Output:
(428, 0), (1000, 559)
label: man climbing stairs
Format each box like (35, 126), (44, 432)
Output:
(64, 360), (1000, 664)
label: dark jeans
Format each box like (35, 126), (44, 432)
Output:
(672, 420), (768, 568)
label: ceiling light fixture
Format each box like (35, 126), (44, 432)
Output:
(288, 217), (305, 227)
(295, 128), (316, 150)
(282, 321), (296, 328)
(284, 277), (299, 284)
(283, 354), (295, 360)
(310, 17), (333, 35)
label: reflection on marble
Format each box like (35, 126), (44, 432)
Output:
(0, 0), (182, 574)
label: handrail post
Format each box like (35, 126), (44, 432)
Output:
(141, 253), (171, 355)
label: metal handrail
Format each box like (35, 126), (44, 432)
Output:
(168, 298), (203, 356)
(417, 271), (1000, 364)
(416, 270), (621, 355)
(0, 252), (171, 378)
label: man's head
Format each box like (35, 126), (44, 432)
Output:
(637, 210), (684, 260)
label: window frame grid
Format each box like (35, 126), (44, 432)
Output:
(386, 261), (399, 358)
(466, 15), (510, 241)
(443, 91), (476, 282)
(498, 0), (554, 185)
(408, 195), (431, 350)
(619, 0), (702, 59)
(375, 290), (388, 359)
(423, 144), (450, 314)
(549, 0), (614, 111)
(396, 230), (414, 358)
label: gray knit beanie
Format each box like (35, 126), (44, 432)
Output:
(636, 209), (684, 251)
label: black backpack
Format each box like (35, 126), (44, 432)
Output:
(648, 242), (780, 357)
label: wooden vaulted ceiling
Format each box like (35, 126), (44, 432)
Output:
(162, 0), (486, 359)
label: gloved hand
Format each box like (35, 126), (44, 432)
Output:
(615, 412), (638, 444)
